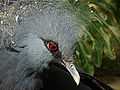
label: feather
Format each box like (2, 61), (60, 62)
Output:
(0, 0), (85, 89)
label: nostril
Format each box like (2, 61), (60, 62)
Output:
(70, 64), (74, 68)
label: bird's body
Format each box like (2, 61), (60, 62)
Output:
(0, 0), (113, 90)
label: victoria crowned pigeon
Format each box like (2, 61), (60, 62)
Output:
(0, 0), (113, 90)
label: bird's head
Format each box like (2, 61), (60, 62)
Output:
(5, 0), (85, 85)
(15, 32), (80, 85)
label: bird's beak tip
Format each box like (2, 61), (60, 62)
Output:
(61, 60), (80, 86)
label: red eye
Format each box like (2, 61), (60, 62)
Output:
(47, 42), (58, 52)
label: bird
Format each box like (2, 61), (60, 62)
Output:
(0, 0), (113, 90)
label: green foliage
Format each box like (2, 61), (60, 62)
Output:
(68, 0), (120, 75)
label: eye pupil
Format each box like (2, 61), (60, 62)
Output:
(47, 42), (58, 52)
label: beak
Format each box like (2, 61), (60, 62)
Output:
(61, 58), (80, 86)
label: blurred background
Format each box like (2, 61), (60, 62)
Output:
(0, 0), (120, 89)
